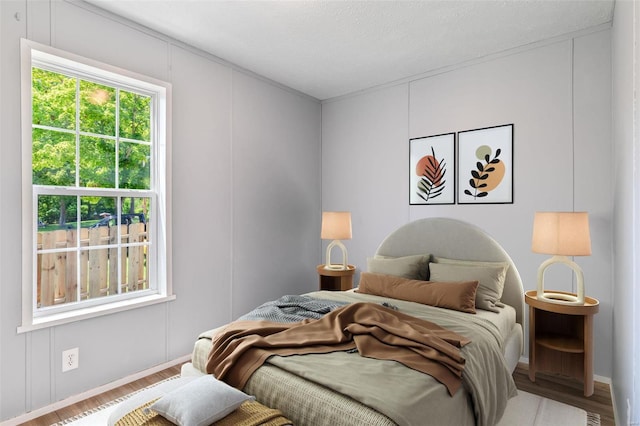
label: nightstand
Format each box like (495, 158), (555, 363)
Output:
(316, 265), (355, 291)
(525, 290), (599, 396)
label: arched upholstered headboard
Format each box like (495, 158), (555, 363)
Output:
(374, 217), (525, 327)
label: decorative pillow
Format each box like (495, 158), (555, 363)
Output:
(428, 260), (508, 313)
(149, 375), (254, 426)
(108, 376), (197, 426)
(367, 254), (430, 280)
(357, 272), (478, 314)
(431, 256), (510, 272)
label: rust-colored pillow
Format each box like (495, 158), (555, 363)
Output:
(357, 272), (478, 314)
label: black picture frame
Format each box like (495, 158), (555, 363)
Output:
(409, 133), (456, 205)
(457, 124), (514, 204)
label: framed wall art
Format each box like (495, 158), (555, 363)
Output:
(409, 133), (455, 205)
(457, 124), (513, 204)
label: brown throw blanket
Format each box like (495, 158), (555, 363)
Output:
(206, 302), (470, 395)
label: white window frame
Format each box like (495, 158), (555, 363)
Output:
(19, 39), (173, 332)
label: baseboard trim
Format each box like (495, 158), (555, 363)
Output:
(608, 383), (621, 426)
(0, 354), (191, 426)
(518, 357), (612, 385)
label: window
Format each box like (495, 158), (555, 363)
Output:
(19, 39), (173, 331)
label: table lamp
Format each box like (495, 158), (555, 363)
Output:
(531, 211), (591, 305)
(321, 211), (352, 270)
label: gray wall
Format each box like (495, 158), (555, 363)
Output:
(322, 31), (613, 379)
(0, 0), (321, 421)
(2, 0), (636, 423)
(611, 1), (639, 424)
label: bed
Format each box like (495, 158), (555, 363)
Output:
(183, 217), (525, 426)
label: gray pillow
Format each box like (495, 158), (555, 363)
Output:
(428, 259), (509, 312)
(366, 254), (430, 280)
(149, 375), (254, 426)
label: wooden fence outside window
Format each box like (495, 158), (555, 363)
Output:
(37, 222), (148, 307)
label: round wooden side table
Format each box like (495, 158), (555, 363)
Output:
(525, 290), (599, 397)
(316, 264), (355, 291)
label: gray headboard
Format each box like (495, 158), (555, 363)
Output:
(374, 217), (525, 327)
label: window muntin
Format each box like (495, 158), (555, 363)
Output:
(21, 39), (171, 329)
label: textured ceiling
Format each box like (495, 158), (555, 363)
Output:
(85, 0), (615, 100)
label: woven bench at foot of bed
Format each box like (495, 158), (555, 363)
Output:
(114, 399), (292, 426)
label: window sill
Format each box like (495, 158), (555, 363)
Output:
(17, 294), (176, 333)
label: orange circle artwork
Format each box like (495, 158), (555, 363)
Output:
(476, 160), (505, 192)
(416, 155), (442, 185)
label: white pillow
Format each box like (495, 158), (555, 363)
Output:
(149, 375), (254, 426)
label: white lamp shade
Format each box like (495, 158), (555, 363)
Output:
(321, 212), (352, 240)
(531, 212), (591, 256)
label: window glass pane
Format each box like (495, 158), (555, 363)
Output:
(37, 248), (78, 307)
(120, 196), (150, 292)
(32, 128), (76, 186)
(32, 68), (76, 130)
(37, 194), (80, 307)
(82, 244), (112, 300)
(79, 80), (115, 136)
(120, 91), (151, 142)
(37, 195), (78, 230)
(79, 136), (115, 188)
(123, 244), (149, 292)
(119, 141), (150, 189)
(121, 196), (150, 239)
(121, 232), (149, 292)
(81, 197), (118, 297)
(120, 197), (150, 223)
(80, 195), (117, 228)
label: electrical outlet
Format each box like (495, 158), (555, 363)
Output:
(62, 347), (79, 372)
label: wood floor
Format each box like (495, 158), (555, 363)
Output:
(513, 363), (615, 426)
(20, 364), (182, 425)
(22, 362), (614, 425)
